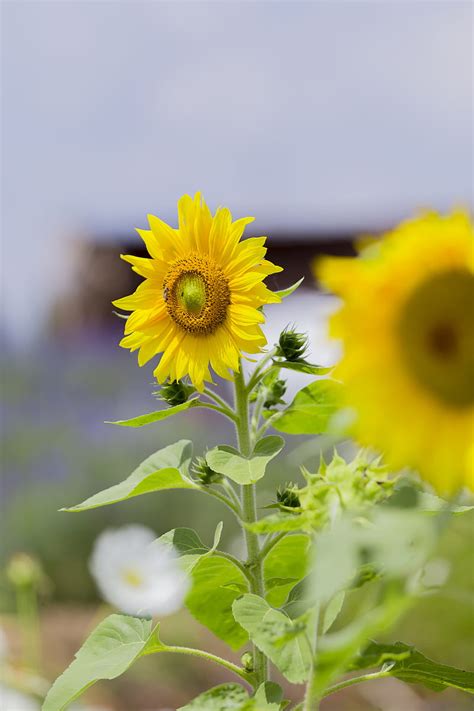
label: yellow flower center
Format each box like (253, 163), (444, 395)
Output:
(398, 269), (474, 408)
(163, 253), (231, 335)
(121, 568), (144, 587)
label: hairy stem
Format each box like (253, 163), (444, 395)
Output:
(234, 362), (268, 685)
(303, 604), (321, 711)
(145, 644), (254, 686)
(322, 669), (392, 697)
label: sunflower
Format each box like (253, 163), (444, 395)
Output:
(113, 193), (282, 390)
(316, 210), (474, 495)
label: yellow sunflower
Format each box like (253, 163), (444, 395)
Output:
(316, 210), (474, 495)
(113, 193), (282, 390)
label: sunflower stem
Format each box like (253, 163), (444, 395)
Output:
(234, 361), (268, 685)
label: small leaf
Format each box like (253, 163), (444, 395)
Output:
(352, 641), (474, 694)
(186, 557), (249, 650)
(322, 591), (345, 634)
(247, 512), (309, 534)
(269, 380), (342, 435)
(274, 361), (332, 376)
(206, 436), (284, 485)
(43, 615), (155, 711)
(106, 398), (199, 427)
(274, 277), (304, 300)
(158, 522), (223, 574)
(232, 594), (312, 683)
(417, 492), (474, 515)
(63, 440), (196, 512)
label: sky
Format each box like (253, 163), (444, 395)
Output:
(1, 0), (472, 345)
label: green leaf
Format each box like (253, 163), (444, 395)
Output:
(264, 534), (310, 607)
(268, 380), (342, 435)
(106, 398), (199, 427)
(273, 277), (304, 300)
(186, 556), (249, 650)
(352, 641), (474, 694)
(63, 440), (196, 512)
(43, 614), (155, 711)
(247, 512), (309, 535)
(158, 522), (223, 574)
(206, 436), (284, 485)
(322, 591), (345, 634)
(178, 683), (250, 710)
(417, 492), (474, 515)
(232, 594), (312, 683)
(274, 360), (332, 376)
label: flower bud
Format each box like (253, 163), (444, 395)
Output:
(276, 326), (308, 362)
(240, 651), (254, 672)
(192, 456), (223, 486)
(158, 379), (195, 407)
(277, 483), (301, 509)
(6, 553), (43, 588)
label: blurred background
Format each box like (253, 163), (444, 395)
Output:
(1, 1), (473, 709)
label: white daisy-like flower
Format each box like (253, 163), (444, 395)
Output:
(89, 525), (189, 617)
(0, 685), (40, 711)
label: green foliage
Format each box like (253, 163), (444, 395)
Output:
(106, 398), (199, 427)
(186, 556), (250, 649)
(263, 534), (310, 607)
(273, 277), (304, 300)
(177, 682), (285, 710)
(274, 361), (332, 376)
(63, 440), (196, 512)
(352, 641), (474, 694)
(232, 594), (312, 683)
(267, 380), (342, 435)
(206, 436), (284, 485)
(42, 615), (156, 711)
(157, 522), (223, 574)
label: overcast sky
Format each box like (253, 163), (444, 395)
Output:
(2, 1), (472, 345)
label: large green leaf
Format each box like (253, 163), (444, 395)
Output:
(268, 380), (342, 435)
(264, 534), (310, 607)
(43, 615), (155, 711)
(206, 436), (284, 485)
(63, 440), (196, 512)
(232, 594), (312, 683)
(186, 556), (249, 650)
(158, 522), (223, 574)
(106, 398), (199, 427)
(352, 641), (474, 694)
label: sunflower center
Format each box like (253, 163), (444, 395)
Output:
(163, 253), (231, 335)
(398, 269), (474, 408)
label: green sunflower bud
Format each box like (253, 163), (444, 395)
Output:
(276, 482), (301, 509)
(157, 379), (195, 407)
(192, 456), (223, 486)
(276, 326), (308, 361)
(6, 552), (43, 588)
(240, 651), (254, 672)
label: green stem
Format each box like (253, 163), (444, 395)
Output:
(197, 487), (242, 521)
(145, 643), (255, 686)
(303, 604), (321, 711)
(246, 348), (277, 393)
(234, 362), (268, 685)
(199, 402), (238, 423)
(322, 669), (392, 698)
(16, 584), (40, 672)
(203, 387), (234, 412)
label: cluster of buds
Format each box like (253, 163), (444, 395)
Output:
(192, 456), (223, 486)
(156, 379), (195, 407)
(251, 369), (287, 411)
(276, 326), (308, 362)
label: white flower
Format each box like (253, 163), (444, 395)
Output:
(0, 685), (40, 711)
(89, 525), (189, 617)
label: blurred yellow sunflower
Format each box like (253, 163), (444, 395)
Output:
(113, 193), (282, 390)
(316, 210), (474, 495)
